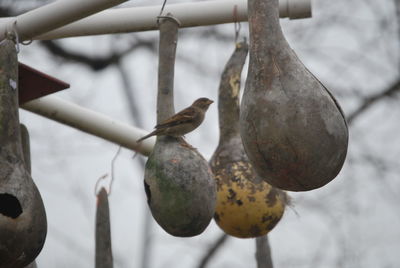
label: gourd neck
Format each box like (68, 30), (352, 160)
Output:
(0, 39), (23, 159)
(218, 97), (240, 141)
(248, 0), (284, 51)
(157, 16), (179, 123)
(218, 42), (248, 142)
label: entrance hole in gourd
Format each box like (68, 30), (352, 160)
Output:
(144, 182), (151, 204)
(0, 193), (23, 219)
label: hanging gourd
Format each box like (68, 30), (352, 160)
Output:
(240, 0), (348, 191)
(20, 124), (38, 268)
(210, 41), (286, 238)
(95, 187), (113, 268)
(143, 15), (216, 237)
(0, 39), (47, 268)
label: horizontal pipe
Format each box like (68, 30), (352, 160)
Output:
(21, 96), (154, 156)
(0, 0), (128, 41)
(35, 0), (311, 40)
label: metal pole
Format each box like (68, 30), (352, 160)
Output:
(21, 96), (154, 156)
(34, 0), (311, 40)
(0, 0), (128, 41)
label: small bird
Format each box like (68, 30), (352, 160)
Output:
(137, 97), (214, 142)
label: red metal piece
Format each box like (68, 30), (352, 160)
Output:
(18, 62), (70, 104)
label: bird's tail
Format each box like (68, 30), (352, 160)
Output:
(136, 131), (156, 143)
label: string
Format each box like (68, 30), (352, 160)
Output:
(233, 5), (241, 44)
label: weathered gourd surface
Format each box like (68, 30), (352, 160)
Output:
(0, 39), (47, 268)
(210, 42), (286, 238)
(143, 16), (216, 237)
(240, 0), (349, 191)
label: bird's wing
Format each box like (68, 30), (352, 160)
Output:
(155, 107), (197, 129)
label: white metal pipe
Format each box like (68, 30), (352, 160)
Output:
(35, 0), (311, 40)
(0, 0), (128, 41)
(21, 96), (155, 156)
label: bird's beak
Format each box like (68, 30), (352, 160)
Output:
(207, 100), (214, 105)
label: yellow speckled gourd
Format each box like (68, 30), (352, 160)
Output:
(213, 161), (286, 237)
(210, 42), (287, 238)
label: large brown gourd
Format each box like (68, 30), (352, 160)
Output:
(0, 39), (47, 268)
(240, 0), (348, 191)
(210, 42), (286, 238)
(143, 15), (216, 237)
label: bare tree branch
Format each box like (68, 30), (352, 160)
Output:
(39, 38), (156, 71)
(255, 236), (273, 268)
(197, 233), (229, 268)
(347, 79), (400, 124)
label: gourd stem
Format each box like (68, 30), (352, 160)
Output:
(157, 15), (180, 123)
(0, 39), (23, 159)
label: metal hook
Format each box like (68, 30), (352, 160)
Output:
(157, 14), (181, 27)
(21, 39), (33, 46)
(94, 146), (122, 196)
(94, 173), (109, 196)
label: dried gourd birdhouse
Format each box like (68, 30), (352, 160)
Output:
(0, 40), (47, 268)
(210, 42), (286, 238)
(143, 16), (216, 237)
(240, 0), (348, 191)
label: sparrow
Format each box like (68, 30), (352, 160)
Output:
(137, 97), (214, 142)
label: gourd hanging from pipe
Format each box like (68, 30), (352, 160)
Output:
(143, 15), (216, 237)
(240, 0), (348, 191)
(0, 39), (47, 268)
(210, 41), (286, 238)
(20, 124), (39, 268)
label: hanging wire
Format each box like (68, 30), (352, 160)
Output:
(94, 146), (122, 196)
(94, 173), (109, 196)
(156, 0), (168, 25)
(233, 5), (241, 44)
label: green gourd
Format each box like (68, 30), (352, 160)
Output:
(143, 16), (216, 237)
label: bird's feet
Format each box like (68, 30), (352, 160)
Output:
(178, 137), (197, 150)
